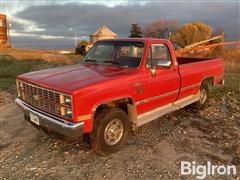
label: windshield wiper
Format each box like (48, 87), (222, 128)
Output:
(103, 60), (119, 65)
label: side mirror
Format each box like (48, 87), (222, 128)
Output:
(156, 60), (171, 68)
(150, 60), (172, 77)
(150, 68), (156, 77)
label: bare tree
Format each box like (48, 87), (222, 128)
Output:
(144, 19), (179, 39)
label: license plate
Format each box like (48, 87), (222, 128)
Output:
(30, 113), (40, 125)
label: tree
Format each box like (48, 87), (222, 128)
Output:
(129, 24), (143, 38)
(144, 19), (179, 38)
(75, 40), (89, 55)
(171, 22), (213, 47)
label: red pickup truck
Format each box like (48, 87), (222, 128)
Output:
(16, 38), (224, 154)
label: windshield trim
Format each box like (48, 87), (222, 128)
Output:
(81, 40), (146, 70)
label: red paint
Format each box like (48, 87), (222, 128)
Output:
(17, 38), (224, 133)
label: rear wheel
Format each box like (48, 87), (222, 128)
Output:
(193, 83), (209, 109)
(90, 108), (130, 155)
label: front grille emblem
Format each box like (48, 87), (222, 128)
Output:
(33, 95), (40, 101)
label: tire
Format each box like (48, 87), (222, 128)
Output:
(90, 108), (130, 155)
(193, 82), (209, 109)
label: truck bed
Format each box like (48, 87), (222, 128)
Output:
(177, 57), (214, 65)
(176, 56), (224, 101)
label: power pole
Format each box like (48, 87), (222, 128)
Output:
(168, 31), (172, 41)
(74, 32), (77, 48)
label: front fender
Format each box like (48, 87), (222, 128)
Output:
(82, 95), (135, 133)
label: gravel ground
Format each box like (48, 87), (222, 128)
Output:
(0, 76), (240, 180)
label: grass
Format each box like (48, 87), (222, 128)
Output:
(1, 47), (83, 64)
(0, 55), (66, 90)
(0, 46), (83, 91)
(211, 72), (240, 99)
(212, 47), (240, 72)
(221, 48), (240, 72)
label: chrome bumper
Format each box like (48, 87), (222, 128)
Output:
(15, 98), (84, 137)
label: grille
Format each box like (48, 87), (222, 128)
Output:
(19, 82), (62, 116)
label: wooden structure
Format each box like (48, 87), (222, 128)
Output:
(175, 35), (240, 57)
(90, 25), (117, 44)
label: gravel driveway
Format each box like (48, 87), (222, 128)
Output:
(0, 84), (239, 179)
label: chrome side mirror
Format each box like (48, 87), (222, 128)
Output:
(150, 60), (171, 77)
(156, 60), (171, 68)
(150, 67), (156, 77)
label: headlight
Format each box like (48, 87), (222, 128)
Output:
(60, 95), (72, 106)
(17, 80), (23, 89)
(16, 80), (22, 98)
(60, 94), (73, 119)
(19, 81), (24, 89)
(64, 96), (72, 105)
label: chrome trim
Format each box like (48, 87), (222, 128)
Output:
(180, 83), (200, 91)
(135, 89), (179, 105)
(15, 98), (83, 129)
(137, 103), (177, 126)
(17, 79), (71, 97)
(173, 93), (200, 108)
(16, 79), (74, 119)
(135, 83), (200, 105)
(137, 93), (200, 127)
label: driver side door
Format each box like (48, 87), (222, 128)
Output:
(136, 43), (181, 114)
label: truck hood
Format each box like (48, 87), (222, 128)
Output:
(18, 64), (130, 93)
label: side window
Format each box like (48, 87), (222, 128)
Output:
(146, 44), (172, 68)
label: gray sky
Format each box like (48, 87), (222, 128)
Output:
(2, 0), (240, 49)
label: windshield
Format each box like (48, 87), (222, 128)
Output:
(82, 41), (145, 68)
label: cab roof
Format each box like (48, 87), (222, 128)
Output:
(97, 38), (171, 44)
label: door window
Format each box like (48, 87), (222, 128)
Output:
(146, 44), (172, 68)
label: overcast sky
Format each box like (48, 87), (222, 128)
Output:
(2, 0), (240, 49)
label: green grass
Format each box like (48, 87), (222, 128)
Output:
(0, 55), (64, 90)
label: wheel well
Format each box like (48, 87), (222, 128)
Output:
(201, 77), (214, 89)
(94, 98), (137, 128)
(95, 98), (134, 115)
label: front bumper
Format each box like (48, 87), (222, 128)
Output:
(15, 98), (84, 137)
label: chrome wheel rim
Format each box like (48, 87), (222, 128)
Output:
(104, 119), (124, 146)
(199, 88), (207, 104)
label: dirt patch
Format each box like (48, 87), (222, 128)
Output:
(0, 91), (12, 106)
(0, 84), (239, 179)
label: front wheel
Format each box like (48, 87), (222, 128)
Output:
(90, 108), (130, 155)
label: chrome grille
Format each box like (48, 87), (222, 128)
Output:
(19, 82), (62, 116)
